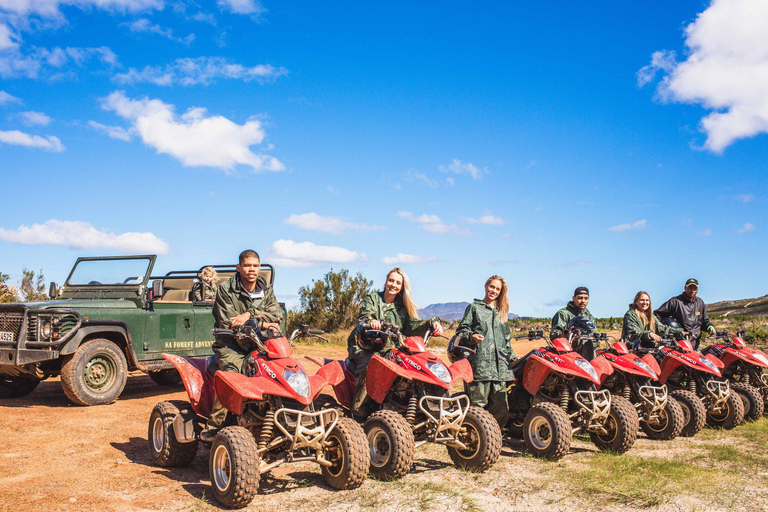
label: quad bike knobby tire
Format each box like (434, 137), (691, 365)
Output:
(522, 402), (572, 460)
(60, 338), (128, 406)
(148, 400), (199, 467)
(447, 406), (502, 472)
(149, 369), (183, 387)
(321, 417), (369, 489)
(640, 397), (684, 440)
(706, 390), (745, 429)
(670, 389), (707, 437)
(730, 382), (764, 422)
(363, 410), (415, 480)
(589, 395), (638, 454)
(209, 426), (260, 509)
(0, 375), (40, 399)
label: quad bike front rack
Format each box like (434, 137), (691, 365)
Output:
(573, 389), (611, 434)
(412, 395), (470, 449)
(704, 380), (730, 408)
(637, 384), (668, 419)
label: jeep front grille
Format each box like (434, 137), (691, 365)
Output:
(0, 311), (24, 343)
(26, 316), (38, 341)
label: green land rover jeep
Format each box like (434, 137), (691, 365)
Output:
(0, 255), (284, 405)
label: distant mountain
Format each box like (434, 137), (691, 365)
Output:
(419, 301), (520, 321)
(707, 294), (768, 317)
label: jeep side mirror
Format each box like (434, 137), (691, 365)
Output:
(49, 282), (58, 299)
(152, 280), (164, 299)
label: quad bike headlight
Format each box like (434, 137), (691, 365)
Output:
(284, 368), (311, 398)
(633, 359), (657, 379)
(752, 353), (768, 366)
(699, 356), (718, 373)
(575, 359), (599, 381)
(427, 360), (452, 384)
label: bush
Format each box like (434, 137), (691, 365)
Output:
(743, 324), (768, 344)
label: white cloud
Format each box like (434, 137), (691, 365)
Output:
(0, 22), (18, 49)
(698, 228), (712, 236)
(639, 0), (768, 152)
(125, 18), (194, 45)
(0, 89), (21, 104)
(438, 159), (487, 179)
(445, 177), (455, 186)
(0, 46), (117, 79)
(0, 219), (169, 253)
(0, 129), (63, 150)
(284, 213), (385, 236)
(608, 219), (646, 232)
(397, 211), (469, 235)
(19, 110), (50, 125)
(100, 90), (284, 172)
(88, 120), (133, 141)
(405, 170), (438, 188)
(269, 239), (366, 268)
(379, 254), (436, 265)
(735, 193), (754, 203)
(112, 56), (287, 86)
(217, 0), (264, 16)
(464, 209), (506, 226)
(0, 0), (164, 18)
(737, 222), (755, 233)
(326, 186), (338, 194)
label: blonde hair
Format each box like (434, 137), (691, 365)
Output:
(200, 266), (218, 283)
(632, 291), (655, 330)
(387, 267), (419, 319)
(486, 275), (509, 321)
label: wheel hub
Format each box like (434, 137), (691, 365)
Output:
(84, 355), (115, 391)
(367, 427), (392, 467)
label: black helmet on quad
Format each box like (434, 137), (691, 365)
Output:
(356, 322), (390, 351)
(568, 315), (596, 334)
(659, 316), (682, 330)
(447, 334), (476, 363)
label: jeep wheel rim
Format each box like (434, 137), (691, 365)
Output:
(212, 445), (232, 492)
(527, 416), (552, 450)
(367, 427), (392, 468)
(84, 355), (116, 392)
(152, 417), (165, 453)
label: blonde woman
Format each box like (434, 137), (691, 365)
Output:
(623, 291), (684, 348)
(347, 267), (443, 414)
(192, 266), (218, 302)
(455, 275), (514, 428)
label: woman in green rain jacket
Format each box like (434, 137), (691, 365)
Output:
(455, 275), (515, 428)
(623, 291), (685, 348)
(347, 267), (443, 414)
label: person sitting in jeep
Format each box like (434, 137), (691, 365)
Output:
(191, 266), (218, 302)
(200, 250), (283, 442)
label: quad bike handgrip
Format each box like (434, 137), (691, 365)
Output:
(308, 329), (324, 335)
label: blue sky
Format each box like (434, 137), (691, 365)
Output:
(1, 0), (766, 317)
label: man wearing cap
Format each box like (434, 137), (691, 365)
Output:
(655, 279), (715, 350)
(550, 286), (596, 340)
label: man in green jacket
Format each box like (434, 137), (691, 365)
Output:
(200, 249), (283, 442)
(550, 286), (596, 340)
(455, 296), (515, 428)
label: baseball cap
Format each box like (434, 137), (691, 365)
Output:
(685, 278), (699, 288)
(574, 286), (589, 297)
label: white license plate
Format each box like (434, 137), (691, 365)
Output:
(0, 331), (14, 342)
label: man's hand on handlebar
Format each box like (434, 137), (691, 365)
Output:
(230, 312), (251, 326)
(432, 321), (444, 337)
(650, 333), (662, 343)
(370, 319), (382, 331)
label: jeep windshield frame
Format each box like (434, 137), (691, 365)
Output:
(64, 254), (157, 290)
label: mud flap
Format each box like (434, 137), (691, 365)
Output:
(162, 353), (211, 416)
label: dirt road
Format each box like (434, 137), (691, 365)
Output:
(2, 341), (767, 512)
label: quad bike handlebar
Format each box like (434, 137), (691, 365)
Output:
(289, 324), (330, 345)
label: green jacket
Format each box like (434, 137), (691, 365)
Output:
(622, 306), (682, 344)
(455, 300), (514, 381)
(550, 301), (596, 340)
(347, 291), (434, 358)
(213, 274), (282, 339)
(192, 281), (217, 302)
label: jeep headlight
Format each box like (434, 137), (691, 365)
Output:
(41, 321), (52, 338)
(575, 359), (599, 381)
(284, 368), (311, 398)
(427, 360), (452, 384)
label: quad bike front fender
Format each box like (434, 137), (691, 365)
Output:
(162, 353), (212, 416)
(367, 354), (412, 404)
(308, 360), (344, 401)
(591, 355), (614, 384)
(449, 358), (473, 385)
(641, 353), (662, 377)
(704, 354), (725, 369)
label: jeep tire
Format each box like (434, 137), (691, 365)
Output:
(61, 338), (128, 406)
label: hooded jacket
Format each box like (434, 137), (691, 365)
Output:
(455, 299), (515, 381)
(550, 301), (596, 340)
(213, 274), (282, 332)
(622, 305), (683, 344)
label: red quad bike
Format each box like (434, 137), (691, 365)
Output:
(702, 331), (768, 421)
(594, 334), (684, 441)
(307, 323), (502, 480)
(147, 324), (369, 509)
(505, 330), (638, 461)
(637, 334), (743, 436)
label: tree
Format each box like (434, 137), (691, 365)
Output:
(0, 271), (20, 303)
(293, 269), (374, 333)
(21, 268), (47, 302)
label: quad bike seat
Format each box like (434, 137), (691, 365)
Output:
(511, 354), (529, 379)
